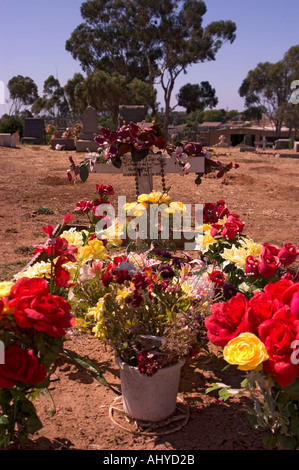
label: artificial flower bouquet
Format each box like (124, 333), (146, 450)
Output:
(0, 275), (74, 449)
(195, 199), (299, 298)
(195, 199), (299, 448)
(92, 121), (239, 184)
(205, 277), (299, 449)
(69, 249), (217, 375)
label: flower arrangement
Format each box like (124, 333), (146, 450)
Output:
(195, 199), (299, 299)
(198, 199), (299, 448)
(124, 190), (186, 218)
(0, 273), (74, 448)
(205, 278), (299, 449)
(69, 250), (216, 374)
(92, 121), (239, 185)
(94, 121), (168, 168)
(62, 123), (82, 140)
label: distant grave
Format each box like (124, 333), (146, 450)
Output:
(118, 105), (146, 126)
(51, 138), (76, 151)
(21, 118), (46, 144)
(274, 139), (290, 150)
(76, 106), (99, 152)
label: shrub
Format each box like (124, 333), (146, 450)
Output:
(0, 116), (24, 138)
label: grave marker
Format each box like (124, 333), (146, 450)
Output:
(21, 118), (46, 144)
(76, 106), (99, 152)
(118, 105), (146, 126)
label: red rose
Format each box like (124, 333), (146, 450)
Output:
(205, 293), (248, 347)
(243, 291), (282, 334)
(9, 278), (49, 305)
(245, 256), (260, 278)
(278, 243), (299, 266)
(261, 243), (280, 257)
(96, 184), (114, 196)
(210, 224), (223, 237)
(54, 266), (72, 289)
(203, 200), (229, 224)
(13, 289), (74, 337)
(208, 270), (225, 291)
(74, 200), (94, 213)
(258, 307), (299, 386)
(114, 270), (130, 284)
(258, 252), (281, 278)
(281, 282), (299, 306)
(0, 345), (47, 388)
(222, 214), (245, 240)
(291, 291), (299, 318)
(264, 279), (295, 301)
(102, 272), (113, 287)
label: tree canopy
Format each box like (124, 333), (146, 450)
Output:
(66, 0), (236, 132)
(177, 81), (218, 113)
(7, 75), (38, 115)
(239, 45), (299, 136)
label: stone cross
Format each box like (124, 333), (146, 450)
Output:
(88, 152), (205, 195)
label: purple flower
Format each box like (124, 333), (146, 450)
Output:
(159, 265), (175, 279)
(154, 250), (172, 258)
(223, 284), (238, 300)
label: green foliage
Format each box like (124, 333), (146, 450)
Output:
(177, 82), (218, 113)
(7, 75), (38, 115)
(32, 75), (71, 125)
(202, 109), (226, 122)
(65, 0), (236, 131)
(0, 115), (24, 138)
(239, 45), (299, 136)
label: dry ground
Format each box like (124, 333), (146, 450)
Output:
(0, 143), (298, 451)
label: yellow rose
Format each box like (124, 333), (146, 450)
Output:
(137, 193), (150, 203)
(14, 261), (52, 280)
(124, 202), (137, 215)
(77, 245), (94, 262)
(60, 228), (84, 248)
(223, 332), (269, 371)
(88, 238), (108, 260)
(0, 281), (14, 298)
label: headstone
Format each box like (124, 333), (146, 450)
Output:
(274, 139), (290, 150)
(294, 142), (299, 152)
(21, 118), (46, 144)
(118, 106), (146, 126)
(76, 106), (99, 152)
(0, 133), (13, 147)
(243, 135), (253, 146)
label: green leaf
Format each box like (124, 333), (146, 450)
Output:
(63, 349), (121, 395)
(79, 163), (89, 182)
(111, 155), (122, 168)
(131, 148), (148, 162)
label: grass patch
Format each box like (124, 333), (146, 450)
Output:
(0, 260), (28, 281)
(5, 228), (18, 233)
(14, 245), (34, 256)
(33, 207), (55, 215)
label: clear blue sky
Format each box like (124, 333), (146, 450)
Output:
(1, 0), (299, 117)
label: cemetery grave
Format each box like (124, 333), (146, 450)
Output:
(0, 141), (298, 450)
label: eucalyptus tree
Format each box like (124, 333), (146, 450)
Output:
(177, 82), (218, 113)
(7, 75), (38, 115)
(66, 0), (236, 133)
(239, 45), (299, 136)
